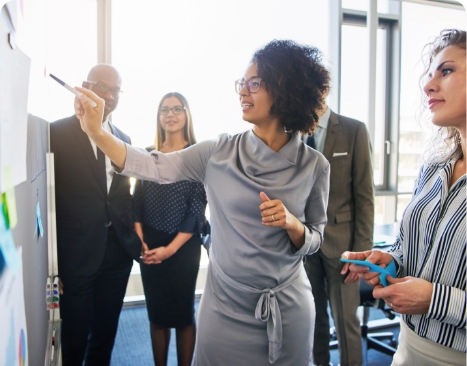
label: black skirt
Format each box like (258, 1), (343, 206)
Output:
(140, 226), (201, 327)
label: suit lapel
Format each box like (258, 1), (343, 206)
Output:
(70, 117), (107, 196)
(109, 122), (121, 140)
(322, 111), (340, 160)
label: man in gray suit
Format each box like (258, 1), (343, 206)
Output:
(304, 104), (374, 366)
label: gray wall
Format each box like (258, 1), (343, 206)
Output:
(1, 6), (50, 365)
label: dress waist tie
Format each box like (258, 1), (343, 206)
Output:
(210, 252), (302, 364)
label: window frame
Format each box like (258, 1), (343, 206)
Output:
(341, 14), (399, 192)
(329, 1), (401, 223)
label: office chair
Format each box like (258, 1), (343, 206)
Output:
(359, 281), (398, 365)
(329, 280), (398, 366)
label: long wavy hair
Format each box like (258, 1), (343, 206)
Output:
(154, 92), (197, 151)
(419, 29), (466, 164)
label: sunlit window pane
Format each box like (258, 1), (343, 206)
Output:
(45, 0), (97, 122)
(341, 24), (369, 126)
(377, 0), (393, 14)
(397, 194), (413, 222)
(342, 0), (394, 14)
(340, 23), (388, 187)
(342, 0), (367, 11)
(111, 0), (329, 149)
(375, 195), (396, 225)
(374, 27), (387, 187)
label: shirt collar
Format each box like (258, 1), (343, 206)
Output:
(102, 119), (111, 132)
(317, 106), (331, 130)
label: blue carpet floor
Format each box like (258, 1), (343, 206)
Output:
(111, 300), (399, 365)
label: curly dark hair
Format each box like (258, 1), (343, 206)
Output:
(251, 39), (330, 135)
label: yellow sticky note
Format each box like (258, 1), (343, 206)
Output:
(2, 166), (18, 229)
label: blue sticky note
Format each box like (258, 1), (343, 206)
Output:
(0, 249), (5, 275)
(340, 258), (397, 287)
(0, 203), (20, 276)
(36, 202), (44, 237)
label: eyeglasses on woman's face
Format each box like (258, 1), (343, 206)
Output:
(85, 80), (122, 98)
(159, 106), (186, 115)
(235, 77), (262, 94)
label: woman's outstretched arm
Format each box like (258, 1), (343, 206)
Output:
(74, 86), (127, 169)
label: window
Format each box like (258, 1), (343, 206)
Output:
(332, 2), (401, 224)
(342, 0), (394, 14)
(110, 0), (329, 148)
(44, 0), (97, 122)
(333, 0), (465, 224)
(96, 0), (466, 296)
(340, 18), (394, 189)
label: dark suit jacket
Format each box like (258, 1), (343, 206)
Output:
(50, 115), (141, 277)
(320, 111), (375, 258)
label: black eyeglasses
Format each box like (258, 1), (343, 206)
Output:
(159, 106), (186, 115)
(85, 81), (122, 98)
(235, 77), (262, 94)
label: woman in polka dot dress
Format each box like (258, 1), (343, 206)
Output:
(133, 92), (208, 366)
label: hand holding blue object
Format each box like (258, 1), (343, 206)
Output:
(340, 258), (397, 287)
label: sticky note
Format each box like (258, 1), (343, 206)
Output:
(2, 167), (18, 229)
(36, 202), (44, 237)
(0, 249), (5, 275)
(0, 204), (20, 276)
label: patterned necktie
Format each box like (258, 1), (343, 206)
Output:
(306, 134), (316, 149)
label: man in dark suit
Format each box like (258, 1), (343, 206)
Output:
(304, 104), (374, 366)
(50, 64), (141, 366)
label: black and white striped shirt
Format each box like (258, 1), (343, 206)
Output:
(389, 149), (466, 352)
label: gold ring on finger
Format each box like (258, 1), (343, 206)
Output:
(271, 214), (275, 221)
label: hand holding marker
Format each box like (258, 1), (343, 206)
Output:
(49, 74), (97, 108)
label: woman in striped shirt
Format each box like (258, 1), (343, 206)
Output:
(342, 29), (466, 365)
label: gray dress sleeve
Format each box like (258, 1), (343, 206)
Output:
(294, 161), (330, 256)
(120, 137), (219, 184)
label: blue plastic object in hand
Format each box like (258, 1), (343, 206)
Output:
(340, 258), (397, 287)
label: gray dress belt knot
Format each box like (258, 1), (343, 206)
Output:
(210, 251), (302, 364)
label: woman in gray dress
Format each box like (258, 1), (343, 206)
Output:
(75, 40), (331, 365)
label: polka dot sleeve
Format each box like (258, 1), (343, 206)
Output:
(178, 181), (208, 234)
(132, 179), (207, 235)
